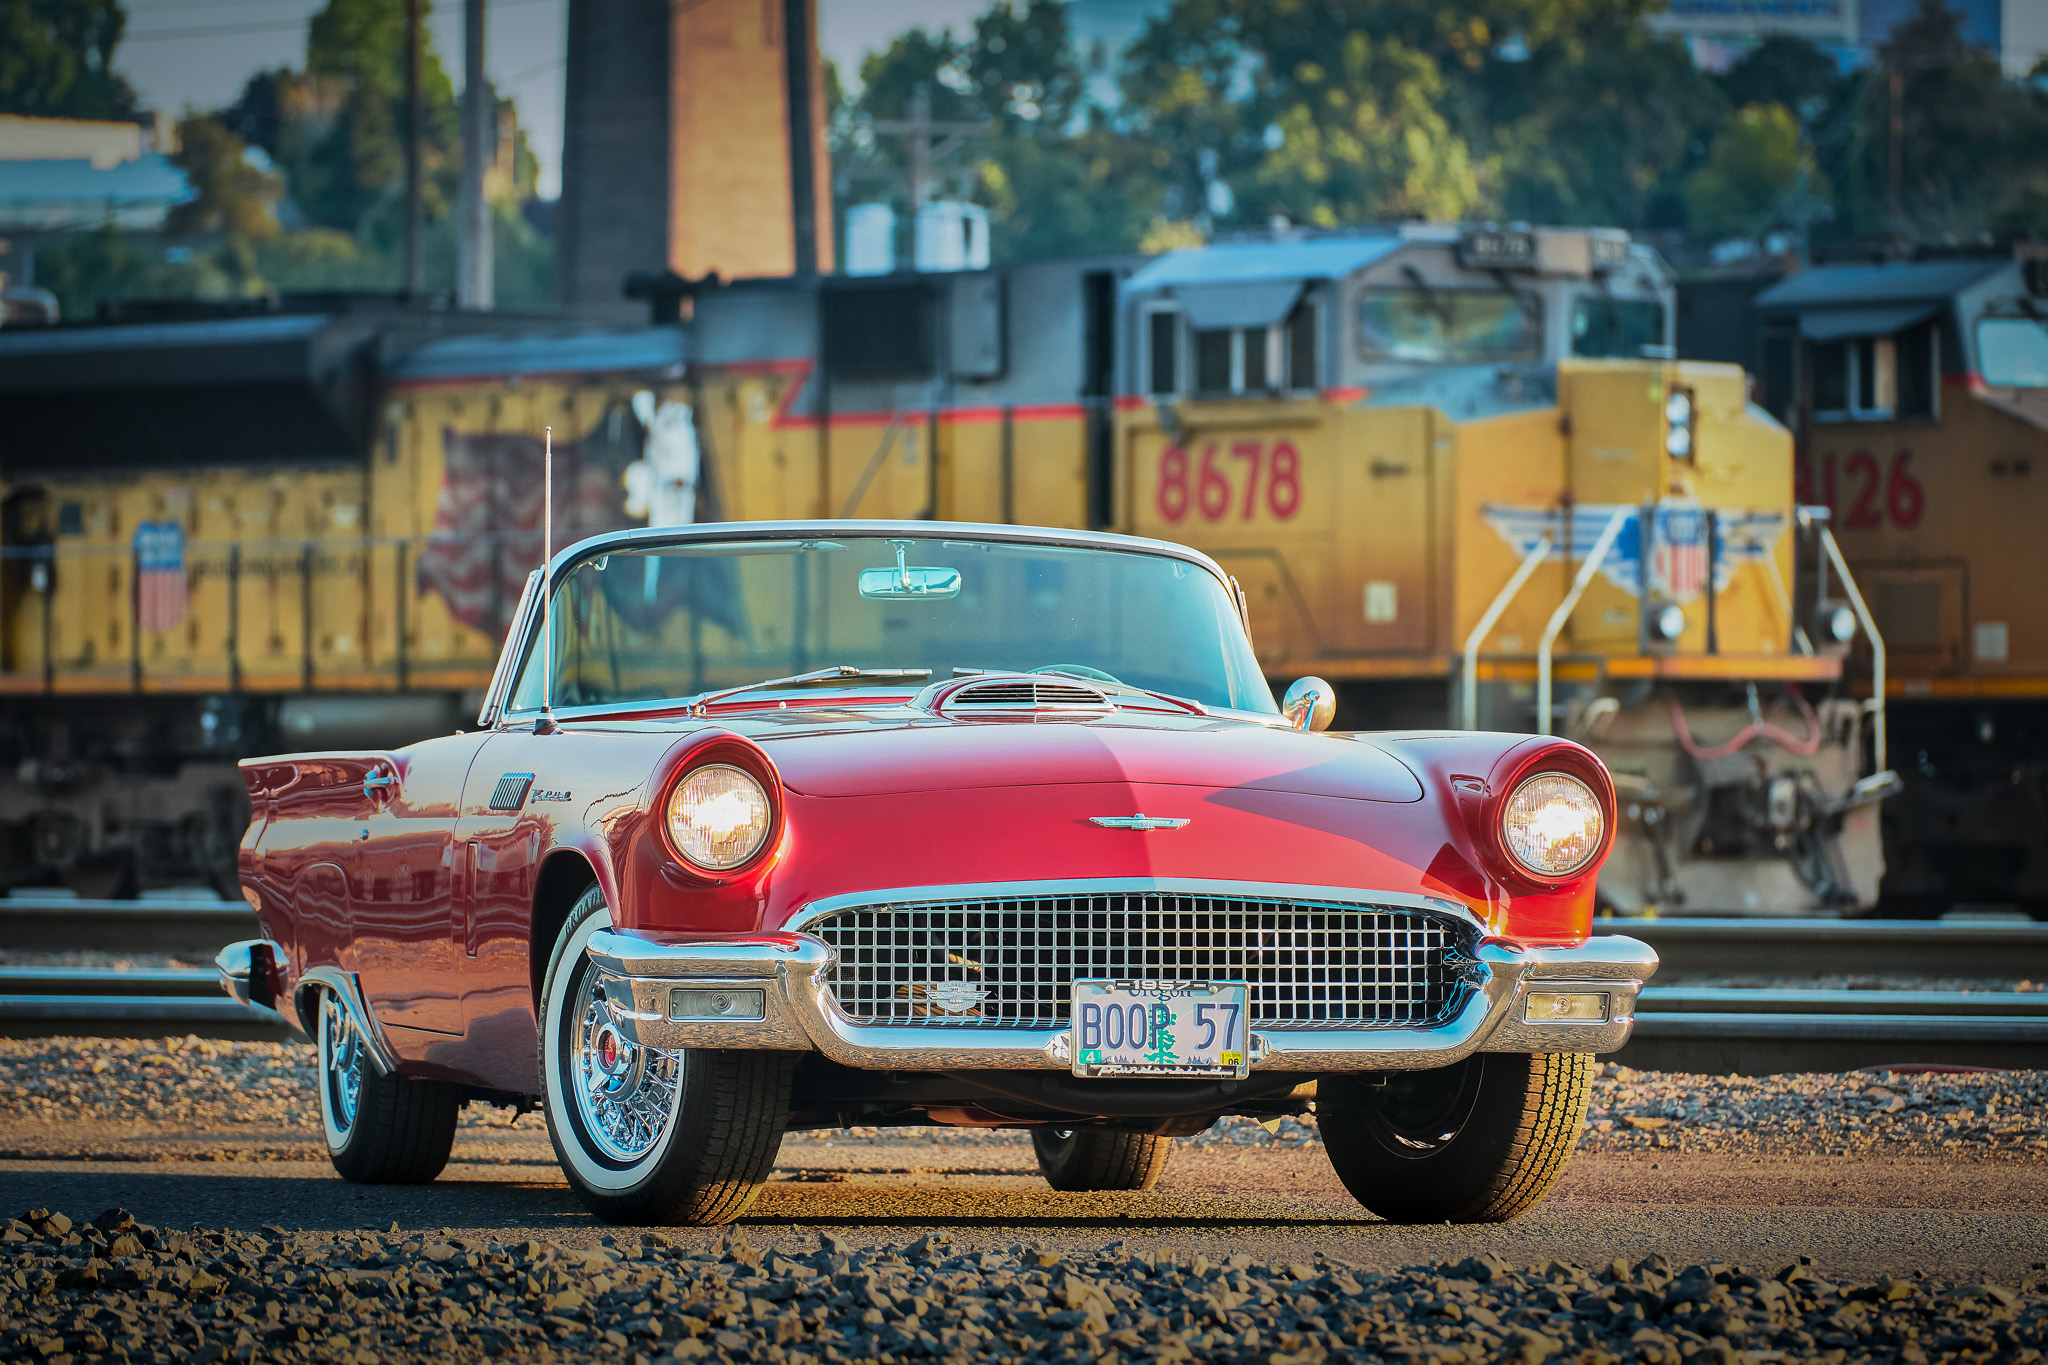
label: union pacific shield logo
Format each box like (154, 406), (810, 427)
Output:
(1649, 504), (1709, 602)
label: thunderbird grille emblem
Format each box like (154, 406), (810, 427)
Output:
(922, 981), (988, 1015)
(1090, 814), (1191, 830)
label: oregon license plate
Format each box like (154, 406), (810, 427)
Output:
(1069, 979), (1250, 1079)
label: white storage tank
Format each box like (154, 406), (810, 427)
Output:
(844, 203), (897, 276)
(914, 201), (990, 273)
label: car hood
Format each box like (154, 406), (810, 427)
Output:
(751, 711), (1425, 803)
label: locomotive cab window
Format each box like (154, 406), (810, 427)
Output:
(1146, 307), (1180, 396)
(1812, 324), (1937, 422)
(1358, 288), (1541, 364)
(1571, 297), (1665, 358)
(1979, 317), (2048, 388)
(1182, 302), (1318, 397)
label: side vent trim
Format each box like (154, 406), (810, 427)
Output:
(489, 773), (535, 812)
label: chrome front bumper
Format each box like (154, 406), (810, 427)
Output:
(586, 927), (1659, 1072)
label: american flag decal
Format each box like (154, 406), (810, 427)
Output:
(133, 520), (187, 633)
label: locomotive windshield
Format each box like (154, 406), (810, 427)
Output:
(505, 535), (1276, 714)
(1979, 317), (2048, 388)
(1357, 288), (1542, 364)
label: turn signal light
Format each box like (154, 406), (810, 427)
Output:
(1523, 990), (1610, 1023)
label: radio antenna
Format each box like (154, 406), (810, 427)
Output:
(541, 425), (554, 723)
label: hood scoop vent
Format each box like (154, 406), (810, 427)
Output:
(940, 677), (1114, 716)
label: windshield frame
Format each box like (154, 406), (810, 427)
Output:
(481, 521), (1267, 726)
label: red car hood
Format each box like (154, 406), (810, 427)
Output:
(756, 713), (1425, 803)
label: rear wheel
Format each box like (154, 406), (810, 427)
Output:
(317, 989), (461, 1184)
(1319, 1052), (1593, 1223)
(1031, 1127), (1174, 1191)
(540, 884), (792, 1225)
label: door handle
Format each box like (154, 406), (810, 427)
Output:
(362, 772), (396, 798)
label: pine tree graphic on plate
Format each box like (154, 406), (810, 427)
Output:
(1144, 1003), (1177, 1065)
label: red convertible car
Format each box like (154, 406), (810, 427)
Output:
(220, 522), (1656, 1225)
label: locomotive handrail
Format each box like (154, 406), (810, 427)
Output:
(1815, 521), (1887, 774)
(1460, 532), (1553, 731)
(1536, 509), (1631, 737)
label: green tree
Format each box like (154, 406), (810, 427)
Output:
(167, 115), (284, 244)
(280, 0), (460, 241)
(1115, 0), (1721, 234)
(1683, 103), (1822, 242)
(0, 0), (138, 120)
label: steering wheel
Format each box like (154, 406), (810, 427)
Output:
(1029, 664), (1124, 685)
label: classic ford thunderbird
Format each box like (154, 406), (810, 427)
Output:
(220, 522), (1656, 1225)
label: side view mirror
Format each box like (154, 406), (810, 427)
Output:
(1281, 676), (1335, 732)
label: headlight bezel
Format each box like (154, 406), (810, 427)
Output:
(655, 737), (783, 880)
(1481, 742), (1616, 891)
(1498, 770), (1605, 880)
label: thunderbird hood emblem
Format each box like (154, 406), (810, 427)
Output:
(1090, 814), (1191, 830)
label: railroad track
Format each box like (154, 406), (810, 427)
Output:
(4, 899), (2045, 1070)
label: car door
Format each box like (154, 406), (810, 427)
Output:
(449, 729), (560, 1087)
(347, 735), (490, 1038)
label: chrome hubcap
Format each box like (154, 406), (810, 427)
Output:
(323, 994), (363, 1134)
(571, 967), (682, 1162)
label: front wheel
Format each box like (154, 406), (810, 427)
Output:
(1031, 1127), (1174, 1191)
(1318, 1052), (1593, 1223)
(539, 884), (793, 1225)
(317, 988), (461, 1184)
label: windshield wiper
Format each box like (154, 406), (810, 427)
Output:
(690, 665), (932, 717)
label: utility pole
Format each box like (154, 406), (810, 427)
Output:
(402, 0), (425, 296)
(869, 83), (986, 209)
(1887, 60), (1905, 249)
(458, 0), (493, 308)
(782, 0), (818, 276)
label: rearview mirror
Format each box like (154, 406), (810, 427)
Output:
(860, 541), (962, 600)
(859, 565), (961, 600)
(1282, 676), (1336, 732)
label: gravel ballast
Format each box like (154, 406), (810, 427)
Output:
(2, 1208), (2044, 1365)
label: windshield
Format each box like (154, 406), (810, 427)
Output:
(1358, 288), (1542, 364)
(506, 535), (1276, 714)
(1571, 296), (1665, 358)
(1979, 317), (2048, 388)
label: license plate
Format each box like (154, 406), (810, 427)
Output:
(1069, 979), (1250, 1079)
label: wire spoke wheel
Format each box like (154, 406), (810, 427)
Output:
(570, 965), (684, 1162)
(320, 992), (365, 1139)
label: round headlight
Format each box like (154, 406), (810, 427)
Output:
(1655, 602), (1686, 641)
(1664, 424), (1693, 458)
(1664, 391), (1693, 426)
(1501, 772), (1604, 878)
(666, 764), (772, 870)
(1828, 604), (1857, 643)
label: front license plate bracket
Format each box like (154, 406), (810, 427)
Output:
(1069, 979), (1251, 1079)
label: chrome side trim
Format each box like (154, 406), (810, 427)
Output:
(291, 967), (399, 1076)
(780, 878), (1488, 938)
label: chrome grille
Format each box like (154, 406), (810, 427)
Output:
(806, 893), (1462, 1030)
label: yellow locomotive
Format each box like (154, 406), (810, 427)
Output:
(1751, 251), (2048, 918)
(0, 226), (1894, 914)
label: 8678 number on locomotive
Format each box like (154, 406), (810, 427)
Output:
(1155, 440), (1303, 524)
